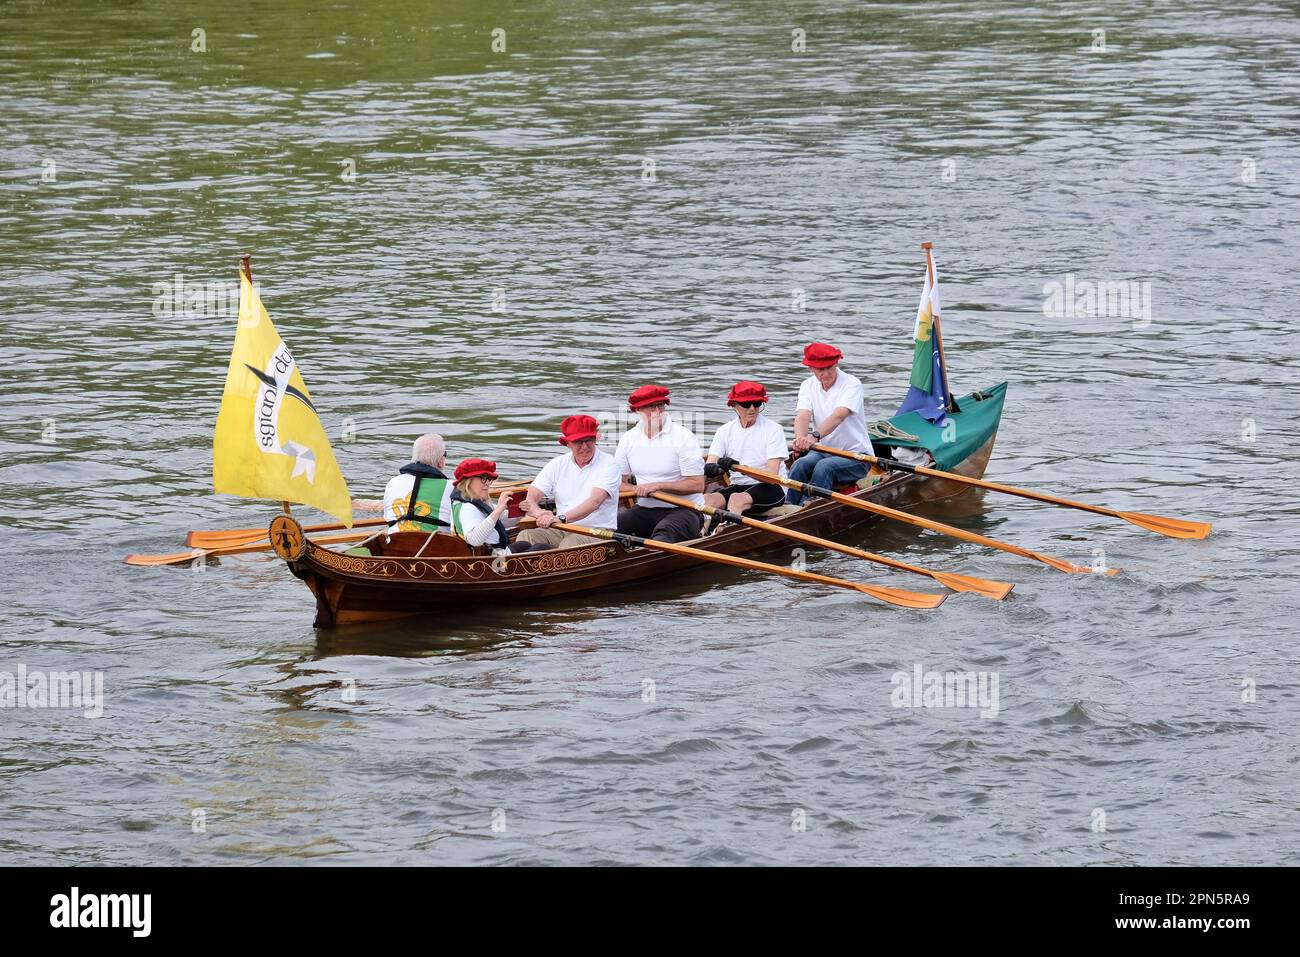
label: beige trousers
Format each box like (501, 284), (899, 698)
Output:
(515, 527), (605, 550)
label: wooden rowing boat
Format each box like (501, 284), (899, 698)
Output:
(273, 383), (1009, 626)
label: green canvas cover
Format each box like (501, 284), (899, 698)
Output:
(873, 382), (1008, 471)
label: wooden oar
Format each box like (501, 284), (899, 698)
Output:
(187, 518), (387, 549)
(812, 443), (1212, 540)
(724, 461), (1114, 576)
(550, 521), (946, 609)
(186, 479), (534, 548)
(124, 531), (370, 567)
(649, 491), (1014, 600)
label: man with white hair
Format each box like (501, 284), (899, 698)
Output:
(383, 433), (457, 532)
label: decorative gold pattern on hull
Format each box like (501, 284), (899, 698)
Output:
(311, 548), (397, 576)
(309, 542), (618, 582)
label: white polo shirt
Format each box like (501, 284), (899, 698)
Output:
(708, 415), (789, 486)
(530, 448), (622, 529)
(614, 416), (705, 508)
(796, 368), (875, 454)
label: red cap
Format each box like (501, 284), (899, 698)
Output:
(558, 414), (599, 445)
(727, 380), (769, 404)
(454, 458), (499, 482)
(628, 384), (671, 410)
(801, 342), (843, 368)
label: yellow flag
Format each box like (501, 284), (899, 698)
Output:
(212, 271), (353, 526)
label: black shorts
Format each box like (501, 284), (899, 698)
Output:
(711, 482), (786, 512)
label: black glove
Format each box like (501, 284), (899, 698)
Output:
(717, 456), (738, 472)
(704, 462), (723, 479)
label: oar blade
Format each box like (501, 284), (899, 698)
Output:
(188, 517), (382, 547)
(128, 530), (368, 566)
(931, 571), (1015, 601)
(123, 550), (205, 567)
(856, 582), (947, 609)
(186, 530), (267, 548)
(1119, 511), (1212, 540)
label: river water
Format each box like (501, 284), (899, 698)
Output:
(2, 1), (1298, 865)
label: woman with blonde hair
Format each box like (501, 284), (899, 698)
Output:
(449, 459), (534, 553)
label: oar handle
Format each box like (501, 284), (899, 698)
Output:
(811, 443), (906, 471)
(549, 521), (639, 548)
(650, 490), (721, 516)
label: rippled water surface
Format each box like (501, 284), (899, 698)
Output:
(2, 0), (1299, 865)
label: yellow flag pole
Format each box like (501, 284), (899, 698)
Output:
(240, 252), (293, 518)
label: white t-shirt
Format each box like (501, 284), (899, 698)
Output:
(708, 415), (789, 486)
(796, 368), (875, 455)
(614, 416), (705, 508)
(530, 448), (622, 529)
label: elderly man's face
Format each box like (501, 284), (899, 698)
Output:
(731, 400), (763, 427)
(812, 364), (839, 389)
(636, 402), (668, 430)
(568, 436), (597, 466)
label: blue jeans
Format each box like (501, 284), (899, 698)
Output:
(786, 451), (869, 504)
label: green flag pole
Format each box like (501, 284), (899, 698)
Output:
(922, 241), (956, 413)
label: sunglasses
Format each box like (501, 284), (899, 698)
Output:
(732, 401), (764, 409)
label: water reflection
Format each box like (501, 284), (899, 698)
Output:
(313, 616), (540, 659)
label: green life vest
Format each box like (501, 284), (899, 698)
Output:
(450, 497), (508, 547)
(394, 475), (453, 533)
(450, 499), (477, 537)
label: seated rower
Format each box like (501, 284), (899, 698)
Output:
(787, 342), (874, 505)
(703, 381), (788, 519)
(517, 414), (622, 550)
(449, 459), (533, 553)
(615, 385), (705, 543)
(383, 433), (455, 533)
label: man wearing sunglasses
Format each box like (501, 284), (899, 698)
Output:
(702, 381), (789, 519)
(517, 414), (623, 550)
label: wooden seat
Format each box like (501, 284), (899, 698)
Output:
(371, 531), (477, 558)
